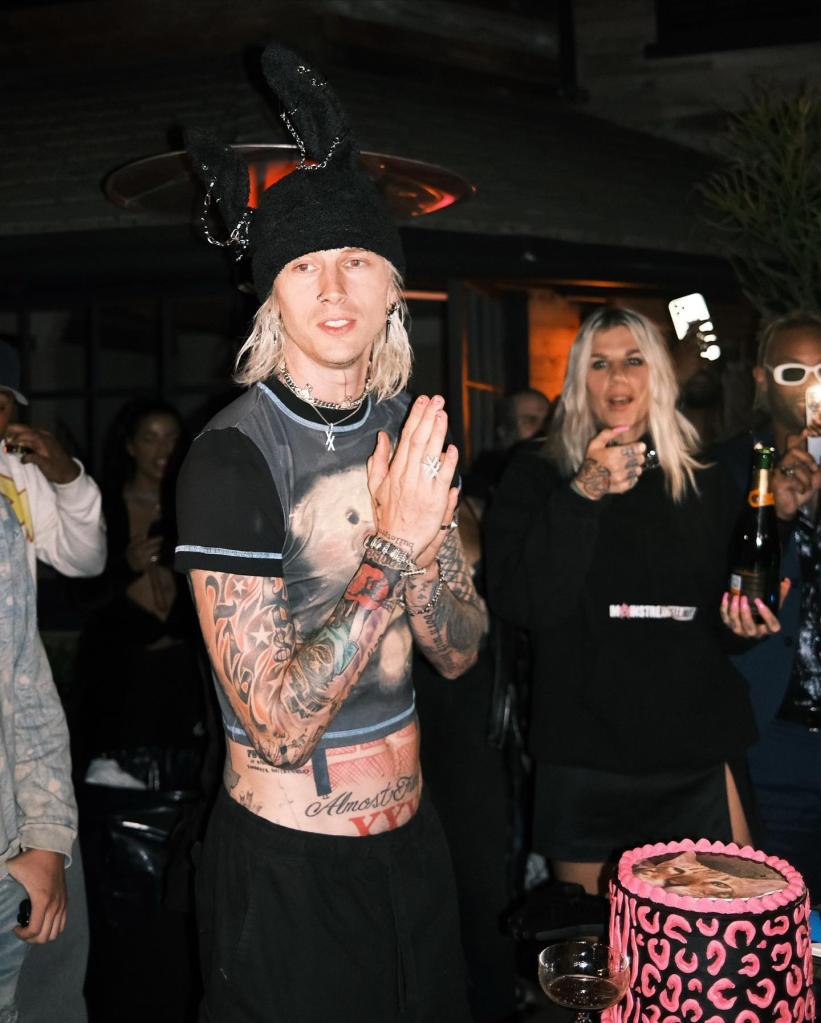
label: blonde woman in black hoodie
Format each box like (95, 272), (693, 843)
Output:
(484, 307), (780, 896)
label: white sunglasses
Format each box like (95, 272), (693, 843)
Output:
(765, 362), (821, 386)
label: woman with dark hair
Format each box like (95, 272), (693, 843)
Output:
(74, 397), (208, 1023)
(484, 307), (781, 898)
(76, 397), (201, 777)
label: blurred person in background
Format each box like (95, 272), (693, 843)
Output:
(0, 339), (105, 583)
(669, 324), (726, 447)
(414, 495), (518, 1023)
(463, 388), (552, 511)
(73, 397), (207, 1023)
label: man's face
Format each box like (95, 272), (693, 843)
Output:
(669, 336), (722, 410)
(511, 394), (549, 441)
(274, 247), (392, 381)
(0, 391), (16, 438)
(755, 327), (821, 432)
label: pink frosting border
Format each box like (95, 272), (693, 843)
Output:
(616, 838), (806, 916)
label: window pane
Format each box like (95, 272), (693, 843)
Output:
(407, 299), (446, 398)
(99, 301), (158, 389)
(28, 309), (88, 394)
(173, 297), (246, 389)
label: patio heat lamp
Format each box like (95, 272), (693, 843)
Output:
(104, 143), (475, 230)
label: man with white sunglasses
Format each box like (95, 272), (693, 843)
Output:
(714, 312), (821, 899)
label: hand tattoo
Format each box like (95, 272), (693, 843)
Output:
(575, 458), (611, 499)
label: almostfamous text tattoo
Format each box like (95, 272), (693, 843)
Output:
(574, 457), (611, 499)
(304, 772), (420, 835)
(191, 560), (404, 769)
(402, 529), (487, 678)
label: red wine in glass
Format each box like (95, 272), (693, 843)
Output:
(539, 940), (629, 1023)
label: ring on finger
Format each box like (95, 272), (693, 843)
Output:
(780, 464), (798, 477)
(422, 455), (442, 480)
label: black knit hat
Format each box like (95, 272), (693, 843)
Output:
(186, 45), (405, 300)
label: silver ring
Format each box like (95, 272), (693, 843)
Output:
(782, 466), (797, 477)
(150, 554), (159, 564)
(422, 455), (442, 480)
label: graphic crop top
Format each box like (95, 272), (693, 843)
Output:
(175, 377), (416, 751)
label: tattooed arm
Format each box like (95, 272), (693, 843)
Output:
(189, 557), (405, 770)
(403, 528), (487, 679)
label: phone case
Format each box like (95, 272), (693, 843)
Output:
(669, 293), (711, 340)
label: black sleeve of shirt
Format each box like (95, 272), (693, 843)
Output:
(483, 447), (602, 629)
(174, 427), (286, 577)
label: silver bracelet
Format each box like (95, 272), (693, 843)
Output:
(364, 533), (423, 577)
(404, 561), (447, 616)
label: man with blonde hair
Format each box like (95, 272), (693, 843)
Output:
(175, 45), (485, 1022)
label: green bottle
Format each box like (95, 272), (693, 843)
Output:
(728, 444), (781, 620)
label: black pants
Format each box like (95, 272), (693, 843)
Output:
(196, 788), (471, 1023)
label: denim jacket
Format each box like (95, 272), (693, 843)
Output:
(0, 498), (77, 875)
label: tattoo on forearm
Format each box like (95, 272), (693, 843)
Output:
(575, 457), (611, 499)
(405, 531), (486, 676)
(194, 559), (403, 768)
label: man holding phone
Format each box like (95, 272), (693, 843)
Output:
(713, 312), (821, 899)
(0, 494), (78, 1020)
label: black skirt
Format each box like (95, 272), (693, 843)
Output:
(532, 758), (754, 863)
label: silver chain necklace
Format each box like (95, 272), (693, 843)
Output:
(279, 365), (370, 410)
(278, 366), (369, 452)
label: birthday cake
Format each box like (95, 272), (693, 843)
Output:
(609, 839), (815, 1023)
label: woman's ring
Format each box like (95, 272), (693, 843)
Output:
(781, 465), (797, 477)
(422, 455), (442, 480)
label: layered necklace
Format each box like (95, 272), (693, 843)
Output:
(279, 364), (371, 452)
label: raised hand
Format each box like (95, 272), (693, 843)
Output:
(5, 424), (79, 485)
(571, 426), (646, 501)
(126, 535), (163, 574)
(366, 395), (459, 561)
(773, 431), (821, 520)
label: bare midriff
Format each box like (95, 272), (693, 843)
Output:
(222, 719), (421, 836)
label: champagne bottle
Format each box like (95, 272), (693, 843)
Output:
(728, 443), (781, 620)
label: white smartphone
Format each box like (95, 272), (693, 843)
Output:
(668, 293), (711, 341)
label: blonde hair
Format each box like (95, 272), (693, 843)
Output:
(547, 307), (702, 502)
(234, 262), (412, 402)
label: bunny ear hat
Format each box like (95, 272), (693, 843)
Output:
(186, 43), (404, 300)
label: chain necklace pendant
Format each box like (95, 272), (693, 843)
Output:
(324, 426), (336, 452)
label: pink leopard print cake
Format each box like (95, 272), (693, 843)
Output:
(608, 839), (815, 1023)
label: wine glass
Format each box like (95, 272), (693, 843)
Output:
(538, 939), (630, 1023)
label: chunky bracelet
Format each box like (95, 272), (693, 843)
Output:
(404, 561), (448, 616)
(364, 532), (423, 578)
